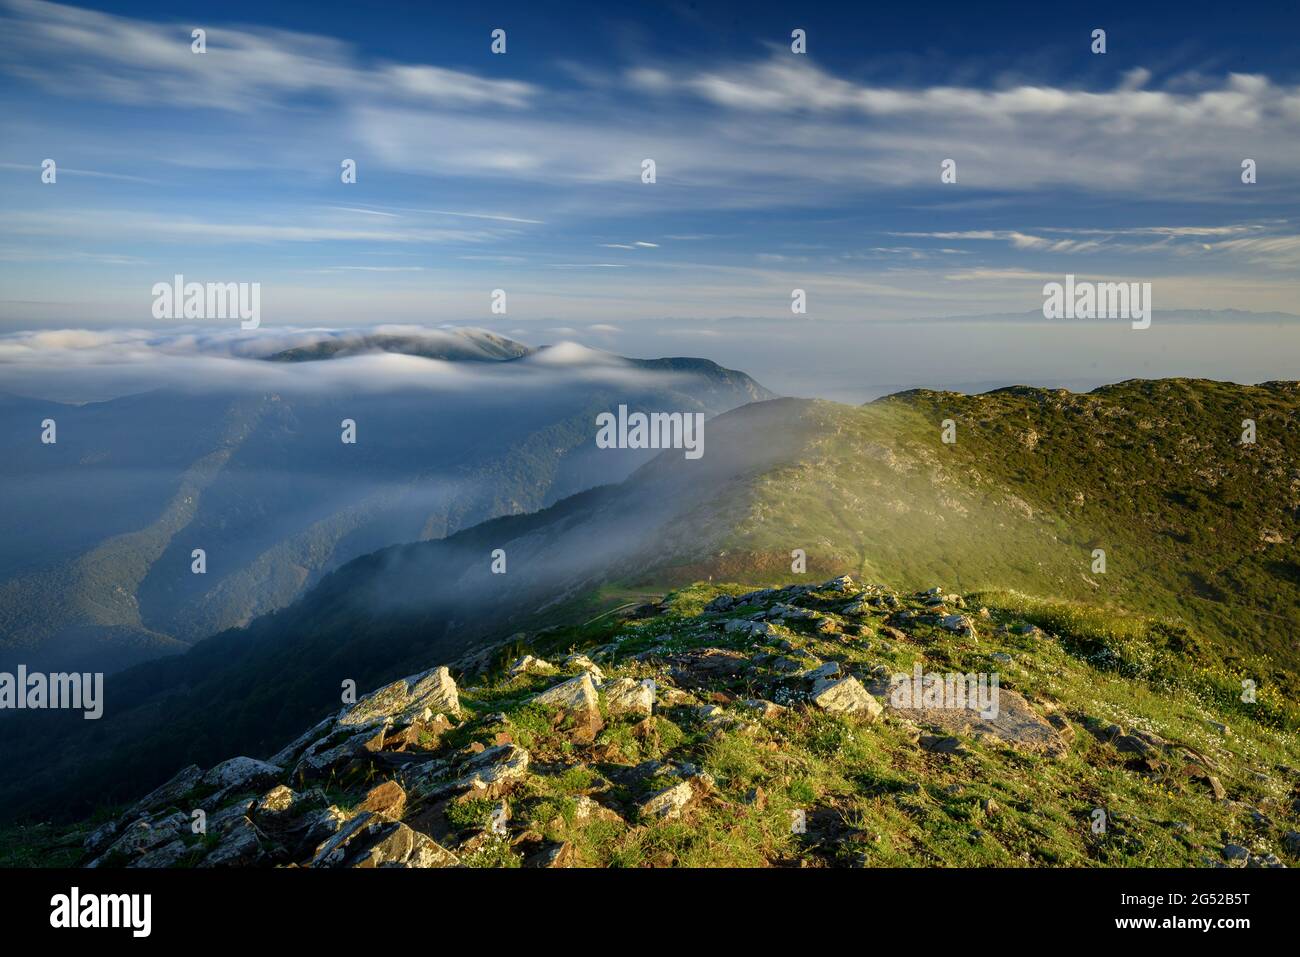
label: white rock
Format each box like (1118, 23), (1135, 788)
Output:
(201, 757), (282, 792)
(604, 677), (656, 717)
(533, 673), (599, 712)
(811, 676), (883, 719)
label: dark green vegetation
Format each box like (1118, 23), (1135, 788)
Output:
(0, 378), (1295, 841)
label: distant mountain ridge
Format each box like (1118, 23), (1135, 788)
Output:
(263, 328), (532, 363)
(0, 336), (771, 674)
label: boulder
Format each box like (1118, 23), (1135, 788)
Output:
(201, 757), (282, 794)
(291, 726), (387, 780)
(939, 614), (976, 636)
(604, 677), (655, 717)
(524, 841), (575, 868)
(811, 676), (883, 718)
(339, 666), (460, 730)
(638, 780), (695, 821)
(508, 655), (557, 678)
(418, 744), (531, 799)
(357, 780), (407, 820)
(89, 811), (188, 867)
(563, 654), (605, 684)
(130, 839), (190, 869)
(533, 673), (599, 712)
(352, 822), (458, 868)
(200, 817), (268, 868)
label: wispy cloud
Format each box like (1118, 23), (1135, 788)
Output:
(0, 0), (535, 111)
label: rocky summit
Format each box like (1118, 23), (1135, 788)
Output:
(61, 577), (1300, 868)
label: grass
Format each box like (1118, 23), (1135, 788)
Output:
(5, 572), (1297, 869)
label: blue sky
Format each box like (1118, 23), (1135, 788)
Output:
(0, 0), (1298, 397)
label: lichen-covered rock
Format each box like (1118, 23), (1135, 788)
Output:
(604, 677), (655, 717)
(811, 676), (883, 718)
(254, 785), (298, 816)
(339, 666), (460, 730)
(200, 817), (268, 868)
(533, 673), (599, 712)
(131, 839), (190, 869)
(88, 811), (188, 867)
(357, 780), (407, 820)
(638, 779), (695, 820)
(417, 744), (531, 800)
(562, 654), (605, 684)
(352, 822), (458, 868)
(509, 655), (557, 678)
(310, 813), (456, 868)
(201, 757), (282, 794)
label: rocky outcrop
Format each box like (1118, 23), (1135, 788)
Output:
(70, 574), (1298, 870)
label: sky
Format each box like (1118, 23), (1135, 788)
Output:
(0, 0), (1298, 400)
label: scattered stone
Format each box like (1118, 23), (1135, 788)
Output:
(1221, 843), (1249, 863)
(810, 676), (883, 719)
(200, 817), (268, 868)
(920, 735), (969, 756)
(573, 795), (623, 825)
(939, 614), (976, 636)
(725, 618), (775, 638)
(201, 757), (282, 794)
(604, 677), (656, 717)
(804, 661), (842, 683)
(534, 672), (600, 711)
(563, 654), (605, 684)
(340, 666), (460, 730)
(357, 780), (407, 820)
(738, 698), (787, 719)
(821, 576), (856, 593)
(524, 841), (575, 868)
(509, 655), (558, 678)
(638, 780), (695, 821)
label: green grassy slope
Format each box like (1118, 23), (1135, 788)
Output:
(13, 575), (1295, 868)
(638, 380), (1299, 694)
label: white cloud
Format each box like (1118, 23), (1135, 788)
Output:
(0, 0), (535, 111)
